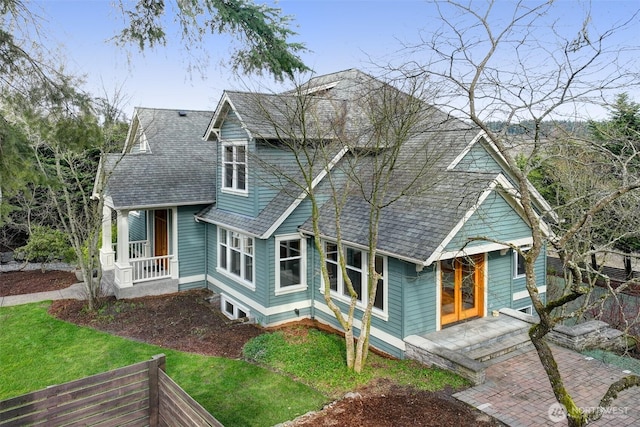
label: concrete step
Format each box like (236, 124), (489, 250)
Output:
(465, 332), (532, 362)
(459, 323), (530, 353)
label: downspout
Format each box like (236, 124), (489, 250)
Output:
(308, 235), (315, 320)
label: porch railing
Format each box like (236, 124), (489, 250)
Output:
(129, 240), (148, 259)
(131, 255), (172, 283)
(111, 240), (148, 259)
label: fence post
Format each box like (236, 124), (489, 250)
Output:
(148, 354), (165, 426)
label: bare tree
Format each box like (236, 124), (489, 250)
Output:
(242, 71), (451, 372)
(394, 1), (640, 424)
(1, 74), (128, 310)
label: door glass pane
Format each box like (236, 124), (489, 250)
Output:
(461, 257), (476, 311)
(441, 259), (455, 316)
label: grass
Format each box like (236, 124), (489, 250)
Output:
(1, 303), (469, 426)
(0, 302), (326, 427)
(243, 327), (469, 398)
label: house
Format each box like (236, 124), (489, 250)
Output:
(96, 69), (550, 359)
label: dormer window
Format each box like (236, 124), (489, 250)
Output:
(222, 140), (247, 193)
(139, 134), (149, 152)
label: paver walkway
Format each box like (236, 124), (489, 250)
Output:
(454, 344), (640, 426)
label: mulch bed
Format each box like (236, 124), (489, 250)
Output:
(6, 270), (504, 426)
(0, 270), (77, 297)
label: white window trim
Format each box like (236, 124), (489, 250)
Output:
(217, 227), (255, 290)
(513, 246), (531, 279)
(321, 241), (388, 320)
(221, 140), (248, 195)
(220, 294), (250, 320)
(275, 234), (307, 296)
(139, 133), (149, 152)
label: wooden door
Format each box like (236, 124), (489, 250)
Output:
(154, 210), (168, 257)
(440, 255), (484, 326)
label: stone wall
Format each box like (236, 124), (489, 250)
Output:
(548, 320), (628, 352)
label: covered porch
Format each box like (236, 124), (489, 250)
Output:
(99, 205), (179, 292)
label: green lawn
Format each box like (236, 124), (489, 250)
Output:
(1, 302), (469, 426)
(0, 302), (326, 427)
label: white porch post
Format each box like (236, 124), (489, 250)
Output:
(114, 209), (133, 287)
(99, 205), (115, 270)
(170, 207), (179, 279)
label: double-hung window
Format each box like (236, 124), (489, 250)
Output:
(324, 242), (387, 315)
(219, 228), (254, 286)
(222, 141), (247, 193)
(275, 235), (306, 294)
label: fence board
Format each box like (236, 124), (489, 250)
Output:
(2, 374), (148, 425)
(158, 371), (223, 427)
(0, 354), (223, 427)
(66, 397), (149, 426)
(0, 361), (149, 412)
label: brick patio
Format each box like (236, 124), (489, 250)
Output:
(454, 343), (640, 426)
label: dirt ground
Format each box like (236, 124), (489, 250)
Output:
(0, 269), (77, 296)
(5, 270), (503, 427)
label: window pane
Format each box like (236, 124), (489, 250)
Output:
(220, 229), (227, 243)
(281, 240), (300, 258)
(225, 301), (234, 315)
(220, 246), (227, 269)
(347, 248), (362, 268)
(245, 254), (252, 281)
(374, 278), (384, 310)
(224, 166), (233, 188)
(231, 233), (241, 249)
(224, 146), (234, 161)
(345, 268), (362, 300)
(375, 256), (384, 277)
(280, 259), (300, 287)
(231, 249), (241, 276)
(237, 146), (246, 162)
(327, 261), (338, 291)
(238, 309), (247, 318)
(374, 256), (384, 310)
(326, 243), (338, 261)
(237, 164), (246, 189)
(244, 236), (253, 255)
(517, 252), (526, 276)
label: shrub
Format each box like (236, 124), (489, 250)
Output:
(16, 226), (76, 269)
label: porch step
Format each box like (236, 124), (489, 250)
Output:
(464, 331), (532, 363)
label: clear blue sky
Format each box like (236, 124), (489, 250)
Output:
(32, 0), (640, 118)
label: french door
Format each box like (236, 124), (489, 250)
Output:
(440, 255), (484, 326)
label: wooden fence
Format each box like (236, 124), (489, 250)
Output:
(0, 354), (223, 427)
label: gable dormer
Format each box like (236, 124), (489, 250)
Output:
(122, 109), (152, 154)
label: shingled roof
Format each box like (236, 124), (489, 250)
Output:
(102, 108), (215, 210)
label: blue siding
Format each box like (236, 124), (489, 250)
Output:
(444, 191), (531, 252)
(485, 250), (513, 312)
(402, 263), (437, 336)
(254, 143), (301, 212)
(177, 205), (207, 280)
(128, 211), (147, 242)
(455, 142), (502, 173)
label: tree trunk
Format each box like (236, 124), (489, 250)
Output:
(624, 253), (633, 280)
